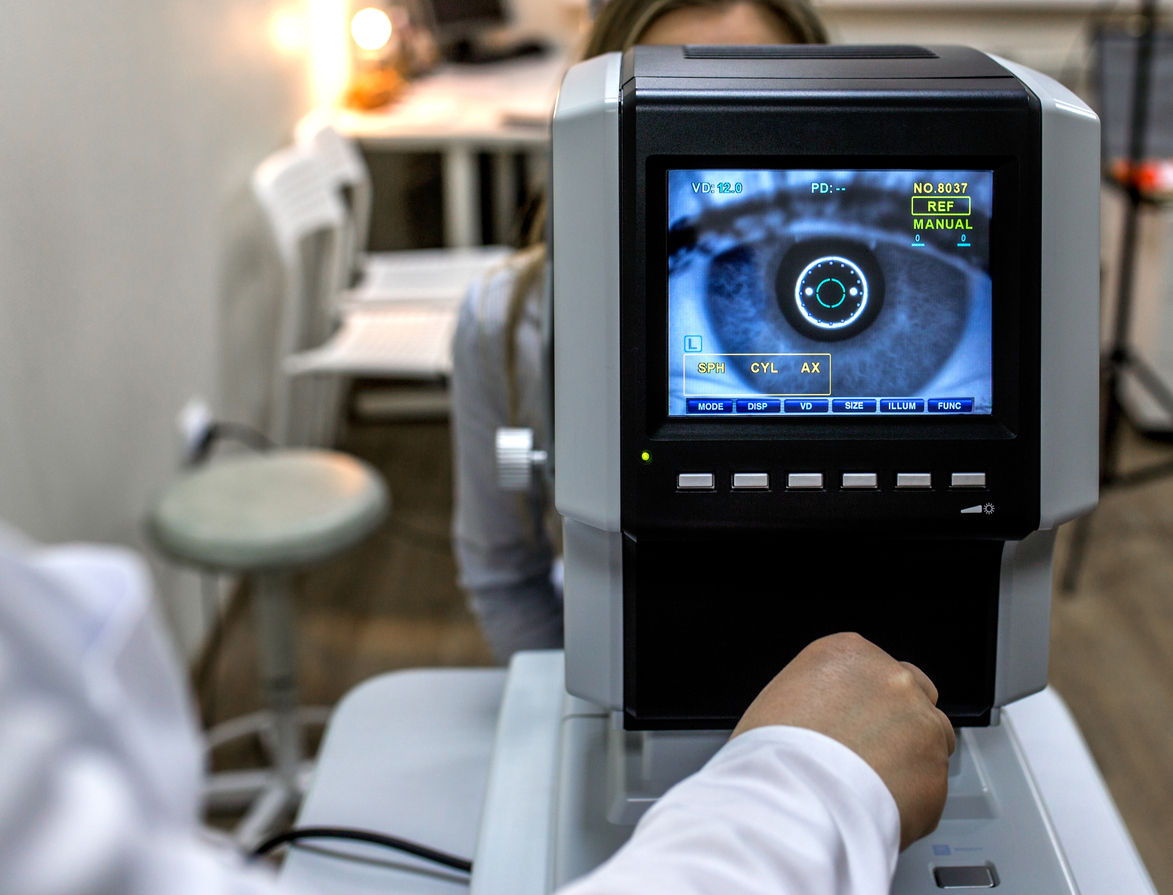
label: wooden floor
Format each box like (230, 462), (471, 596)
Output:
(199, 417), (1173, 893)
(1050, 424), (1173, 894)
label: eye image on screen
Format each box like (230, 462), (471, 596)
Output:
(666, 169), (993, 416)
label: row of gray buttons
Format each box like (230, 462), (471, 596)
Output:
(893, 472), (988, 489)
(677, 471), (987, 491)
(907, 472), (989, 489)
(676, 472), (827, 491)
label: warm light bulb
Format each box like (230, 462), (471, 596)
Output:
(351, 7), (392, 51)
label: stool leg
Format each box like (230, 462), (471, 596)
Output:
(252, 573), (302, 790)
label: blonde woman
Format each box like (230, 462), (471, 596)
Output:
(451, 0), (828, 661)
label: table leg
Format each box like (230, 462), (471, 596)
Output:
(526, 148), (548, 193)
(443, 146), (479, 248)
(493, 152), (518, 245)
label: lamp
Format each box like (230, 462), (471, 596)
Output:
(344, 3), (405, 109)
(352, 7), (393, 51)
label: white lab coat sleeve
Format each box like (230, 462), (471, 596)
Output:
(0, 529), (297, 895)
(557, 726), (901, 895)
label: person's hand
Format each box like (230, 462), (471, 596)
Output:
(732, 632), (956, 850)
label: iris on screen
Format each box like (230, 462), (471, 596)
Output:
(666, 169), (994, 416)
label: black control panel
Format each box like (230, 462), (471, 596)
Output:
(623, 532), (1002, 729)
(614, 45), (1042, 729)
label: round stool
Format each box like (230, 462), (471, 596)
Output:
(149, 449), (389, 848)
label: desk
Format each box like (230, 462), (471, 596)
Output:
(280, 668), (506, 894)
(311, 54), (566, 248)
(281, 654), (1157, 895)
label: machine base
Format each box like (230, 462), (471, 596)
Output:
(471, 652), (1078, 895)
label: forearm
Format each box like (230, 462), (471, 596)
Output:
(557, 726), (900, 895)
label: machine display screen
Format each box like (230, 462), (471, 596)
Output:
(666, 168), (994, 417)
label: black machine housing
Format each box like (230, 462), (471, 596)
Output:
(615, 46), (1042, 729)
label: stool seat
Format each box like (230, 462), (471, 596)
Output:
(149, 449), (389, 572)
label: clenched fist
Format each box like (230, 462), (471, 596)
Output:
(732, 632), (956, 850)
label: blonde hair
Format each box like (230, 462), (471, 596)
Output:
(582, 0), (826, 59)
(502, 0), (828, 425)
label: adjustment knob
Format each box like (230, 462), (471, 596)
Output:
(495, 428), (548, 491)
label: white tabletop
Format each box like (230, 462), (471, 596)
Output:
(319, 54), (566, 151)
(303, 55), (565, 247)
(1004, 689), (1158, 895)
(280, 663), (1156, 895)
(280, 668), (506, 894)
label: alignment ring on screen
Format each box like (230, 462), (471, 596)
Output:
(776, 239), (885, 342)
(794, 255), (869, 330)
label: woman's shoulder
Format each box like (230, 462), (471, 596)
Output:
(457, 246), (544, 343)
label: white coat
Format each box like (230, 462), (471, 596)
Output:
(0, 528), (899, 895)
(0, 528), (285, 895)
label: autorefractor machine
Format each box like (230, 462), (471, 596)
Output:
(487, 45), (1100, 894)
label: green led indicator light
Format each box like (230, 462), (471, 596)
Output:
(640, 451), (652, 464)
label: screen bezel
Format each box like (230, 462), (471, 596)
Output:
(644, 154), (1022, 443)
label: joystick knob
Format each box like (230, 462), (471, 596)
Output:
(495, 427), (548, 491)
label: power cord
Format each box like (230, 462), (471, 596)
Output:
(189, 422), (275, 465)
(251, 825), (473, 874)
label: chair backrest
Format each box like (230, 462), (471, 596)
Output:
(295, 121), (373, 286)
(251, 146), (348, 445)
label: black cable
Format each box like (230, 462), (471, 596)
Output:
(251, 826), (473, 874)
(189, 421), (275, 465)
(213, 422), (275, 451)
(290, 842), (472, 884)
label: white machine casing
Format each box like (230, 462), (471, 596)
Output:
(553, 50), (1100, 716)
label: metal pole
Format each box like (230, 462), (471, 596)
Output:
(1063, 1), (1160, 591)
(1101, 0), (1159, 487)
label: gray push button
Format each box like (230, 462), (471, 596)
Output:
(933, 865), (996, 888)
(732, 472), (769, 490)
(787, 472), (824, 490)
(677, 473), (715, 490)
(842, 472), (878, 490)
(896, 472), (932, 489)
(951, 472), (987, 489)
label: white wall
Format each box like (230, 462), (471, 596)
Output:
(820, 2), (1106, 87)
(0, 0), (312, 656)
(514, 0), (1128, 89)
(0, 0), (1122, 660)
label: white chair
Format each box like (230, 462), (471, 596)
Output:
(294, 119), (373, 290)
(291, 123), (512, 386)
(147, 152), (392, 850)
(149, 450), (389, 850)
(153, 151), (389, 845)
(296, 120), (517, 303)
(250, 145), (348, 446)
(343, 244), (515, 308)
